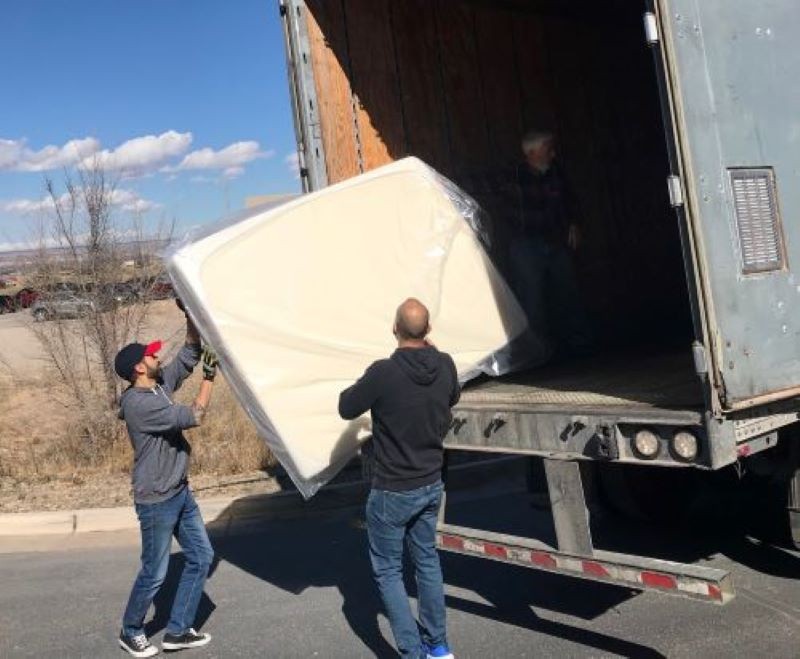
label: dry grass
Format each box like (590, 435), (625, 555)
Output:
(177, 378), (275, 476)
(0, 374), (274, 484)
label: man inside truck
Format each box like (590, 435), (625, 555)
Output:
(510, 130), (593, 359)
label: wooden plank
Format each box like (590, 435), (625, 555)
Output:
(542, 16), (616, 321)
(343, 0), (405, 171)
(474, 7), (523, 167)
(305, 0), (361, 183)
(435, 0), (490, 174)
(512, 13), (557, 133)
(391, 0), (450, 173)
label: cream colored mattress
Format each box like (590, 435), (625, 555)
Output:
(168, 158), (530, 497)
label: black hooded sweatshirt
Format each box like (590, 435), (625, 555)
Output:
(339, 346), (460, 491)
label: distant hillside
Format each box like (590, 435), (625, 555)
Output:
(0, 239), (171, 274)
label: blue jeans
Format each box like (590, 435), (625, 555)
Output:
(122, 487), (214, 637)
(366, 481), (447, 658)
(508, 237), (593, 353)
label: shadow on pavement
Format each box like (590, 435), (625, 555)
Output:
(143, 475), (798, 656)
(204, 492), (665, 658)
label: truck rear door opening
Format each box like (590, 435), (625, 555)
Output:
(286, 0), (703, 437)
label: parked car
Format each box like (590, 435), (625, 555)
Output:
(97, 282), (139, 306)
(15, 288), (39, 309)
(133, 274), (174, 301)
(30, 292), (96, 322)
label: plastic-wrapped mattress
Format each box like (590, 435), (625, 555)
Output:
(167, 157), (534, 497)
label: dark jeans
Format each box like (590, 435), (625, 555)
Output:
(122, 487), (214, 637)
(366, 481), (448, 658)
(509, 237), (593, 353)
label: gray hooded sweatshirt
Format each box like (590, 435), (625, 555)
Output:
(119, 343), (201, 504)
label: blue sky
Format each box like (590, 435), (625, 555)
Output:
(0, 0), (300, 250)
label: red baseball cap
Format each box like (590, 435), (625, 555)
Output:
(144, 340), (163, 357)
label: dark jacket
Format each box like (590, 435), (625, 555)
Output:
(338, 346), (460, 491)
(516, 162), (578, 245)
(119, 343), (200, 504)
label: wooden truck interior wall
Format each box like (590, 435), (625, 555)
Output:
(303, 0), (694, 349)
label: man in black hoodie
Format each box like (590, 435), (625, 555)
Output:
(339, 298), (460, 659)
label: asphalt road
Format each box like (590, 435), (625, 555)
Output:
(1, 489), (799, 658)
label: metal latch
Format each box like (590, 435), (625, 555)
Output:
(595, 424), (619, 460)
(643, 12), (659, 45)
(450, 418), (467, 435)
(483, 417), (506, 438)
(667, 175), (684, 207)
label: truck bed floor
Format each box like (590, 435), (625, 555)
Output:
(461, 347), (704, 413)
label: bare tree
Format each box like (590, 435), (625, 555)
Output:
(27, 161), (174, 451)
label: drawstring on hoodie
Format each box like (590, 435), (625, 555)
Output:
(154, 383), (173, 405)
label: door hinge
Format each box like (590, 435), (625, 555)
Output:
(692, 341), (708, 378)
(643, 12), (659, 46)
(668, 175), (684, 207)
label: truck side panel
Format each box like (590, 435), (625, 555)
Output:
(305, 0), (361, 182)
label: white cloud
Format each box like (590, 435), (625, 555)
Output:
(189, 174), (216, 184)
(108, 189), (161, 213)
(19, 137), (101, 172)
(0, 238), (43, 252)
(2, 188), (159, 216)
(0, 139), (25, 169)
(86, 130), (193, 175)
(222, 166), (245, 179)
(0, 137), (100, 172)
(2, 196), (58, 214)
(285, 151), (300, 179)
(1, 133), (273, 182)
(171, 141), (271, 175)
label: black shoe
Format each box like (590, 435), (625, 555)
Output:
(162, 628), (211, 651)
(119, 631), (159, 657)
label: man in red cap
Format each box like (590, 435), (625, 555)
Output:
(114, 300), (219, 657)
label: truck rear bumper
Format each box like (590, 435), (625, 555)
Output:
(436, 523), (734, 604)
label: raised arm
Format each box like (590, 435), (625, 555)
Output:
(160, 301), (201, 393)
(338, 363), (382, 420)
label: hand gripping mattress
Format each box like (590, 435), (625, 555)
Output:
(167, 157), (533, 497)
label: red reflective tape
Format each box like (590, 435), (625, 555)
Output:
(582, 560), (610, 578)
(484, 543), (508, 559)
(737, 445), (752, 457)
(708, 584), (723, 600)
(440, 535), (464, 550)
(641, 571), (677, 590)
(530, 551), (557, 569)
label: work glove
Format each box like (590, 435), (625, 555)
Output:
(201, 345), (219, 381)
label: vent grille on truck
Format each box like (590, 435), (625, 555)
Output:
(729, 168), (785, 274)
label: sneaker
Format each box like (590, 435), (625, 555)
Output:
(426, 644), (454, 659)
(119, 631), (159, 657)
(162, 628), (211, 651)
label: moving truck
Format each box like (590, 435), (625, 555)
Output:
(279, 0), (800, 602)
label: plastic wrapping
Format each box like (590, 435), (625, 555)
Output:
(166, 157), (547, 498)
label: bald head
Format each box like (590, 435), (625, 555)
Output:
(394, 298), (430, 342)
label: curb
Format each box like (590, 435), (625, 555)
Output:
(0, 457), (526, 537)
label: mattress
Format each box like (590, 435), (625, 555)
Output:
(167, 157), (536, 497)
